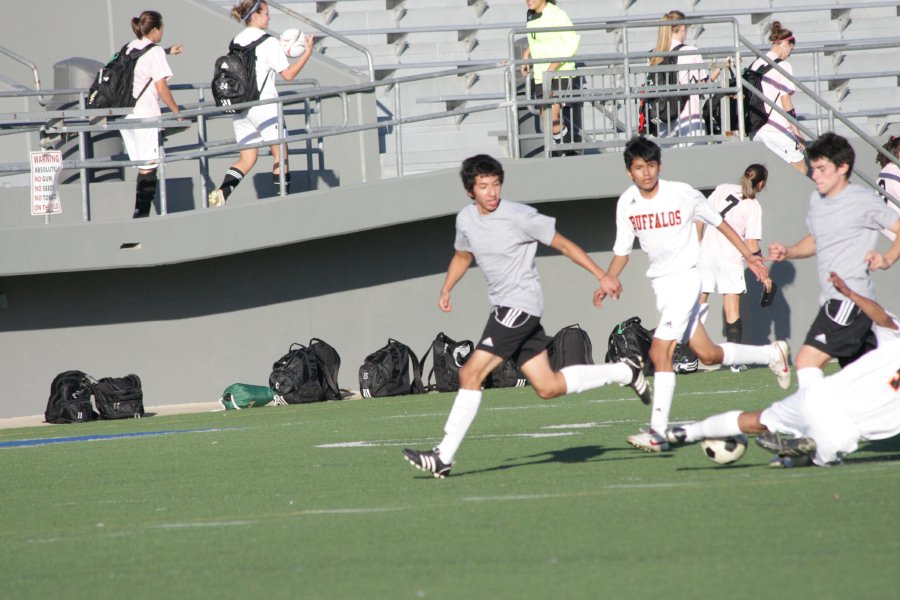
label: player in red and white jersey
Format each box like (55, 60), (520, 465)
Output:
(599, 136), (789, 453)
(666, 272), (900, 467)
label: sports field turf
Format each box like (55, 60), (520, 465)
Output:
(3, 366), (899, 599)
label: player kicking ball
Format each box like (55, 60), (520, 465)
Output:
(667, 272), (900, 467)
(599, 136), (790, 453)
(402, 154), (651, 478)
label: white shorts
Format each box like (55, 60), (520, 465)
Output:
(753, 127), (804, 164)
(699, 255), (746, 295)
(120, 116), (160, 168)
(232, 103), (285, 146)
(651, 268), (703, 343)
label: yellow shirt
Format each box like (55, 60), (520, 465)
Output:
(526, 2), (580, 84)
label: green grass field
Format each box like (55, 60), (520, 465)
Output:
(3, 366), (899, 599)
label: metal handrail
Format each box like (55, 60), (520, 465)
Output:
(0, 44), (46, 106)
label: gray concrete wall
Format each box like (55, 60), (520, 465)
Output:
(2, 141), (899, 418)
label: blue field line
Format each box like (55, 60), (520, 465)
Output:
(0, 427), (237, 449)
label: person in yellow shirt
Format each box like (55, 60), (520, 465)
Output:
(520, 0), (580, 152)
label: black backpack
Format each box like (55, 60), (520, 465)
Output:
(421, 332), (474, 393)
(485, 359), (529, 389)
(93, 374), (144, 419)
(638, 43), (686, 136)
(741, 59), (782, 136)
(605, 317), (654, 376)
(309, 337), (343, 400)
(86, 43), (157, 109)
(269, 342), (326, 404)
(547, 324), (594, 371)
(211, 34), (272, 113)
(44, 370), (97, 424)
(358, 339), (425, 398)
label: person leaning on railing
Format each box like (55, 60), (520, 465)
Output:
(519, 0), (580, 154)
(649, 10), (725, 142)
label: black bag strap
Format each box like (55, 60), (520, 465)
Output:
(122, 43), (157, 103)
(387, 338), (425, 394)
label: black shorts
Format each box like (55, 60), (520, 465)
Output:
(476, 306), (552, 366)
(804, 299), (875, 362)
(533, 76), (578, 100)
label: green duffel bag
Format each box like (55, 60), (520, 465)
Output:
(218, 383), (277, 410)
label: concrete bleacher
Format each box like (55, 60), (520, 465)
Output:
(215, 0), (900, 174)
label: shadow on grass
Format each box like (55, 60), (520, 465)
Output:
(452, 444), (674, 478)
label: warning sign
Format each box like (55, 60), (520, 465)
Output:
(30, 150), (63, 215)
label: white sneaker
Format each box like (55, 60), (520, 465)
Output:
(208, 189), (225, 207)
(730, 364), (748, 373)
(768, 341), (791, 390)
(626, 429), (670, 453)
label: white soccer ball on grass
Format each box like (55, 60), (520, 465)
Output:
(280, 28), (309, 58)
(700, 435), (748, 465)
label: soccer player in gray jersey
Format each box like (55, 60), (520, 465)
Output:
(402, 154), (651, 478)
(769, 132), (900, 389)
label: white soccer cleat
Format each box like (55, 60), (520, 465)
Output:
(626, 429), (670, 453)
(769, 340), (791, 390)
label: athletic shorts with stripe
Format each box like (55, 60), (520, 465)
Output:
(475, 306), (552, 365)
(804, 298), (874, 363)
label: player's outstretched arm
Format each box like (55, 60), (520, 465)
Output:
(716, 221), (769, 282)
(865, 218), (900, 270)
(830, 271), (897, 330)
(768, 234), (816, 262)
(438, 251), (473, 312)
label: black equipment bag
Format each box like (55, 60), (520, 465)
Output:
(547, 324), (594, 371)
(702, 67), (738, 135)
(309, 337), (342, 400)
(638, 43), (686, 136)
(93, 374), (144, 419)
(741, 59), (782, 136)
(44, 370), (97, 424)
(421, 332), (474, 393)
(485, 359), (529, 389)
(211, 34), (272, 113)
(86, 43), (157, 109)
(358, 339), (425, 398)
(269, 343), (326, 404)
(605, 317), (654, 375)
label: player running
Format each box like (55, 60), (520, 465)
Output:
(768, 133), (900, 389)
(599, 136), (789, 453)
(402, 154), (651, 478)
(667, 272), (900, 467)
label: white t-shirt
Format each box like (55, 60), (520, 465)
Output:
(877, 162), (900, 241)
(613, 179), (723, 279)
(750, 51), (795, 137)
(232, 27), (289, 100)
(699, 184), (762, 265)
(126, 39), (172, 118)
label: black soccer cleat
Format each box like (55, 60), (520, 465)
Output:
(755, 431), (817, 458)
(665, 426), (688, 445)
(402, 448), (452, 479)
(621, 357), (651, 405)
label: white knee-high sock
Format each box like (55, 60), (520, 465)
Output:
(436, 389), (482, 463)
(797, 367), (824, 390)
(719, 342), (778, 366)
(649, 371), (676, 433)
(561, 363), (631, 394)
(683, 410), (743, 442)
